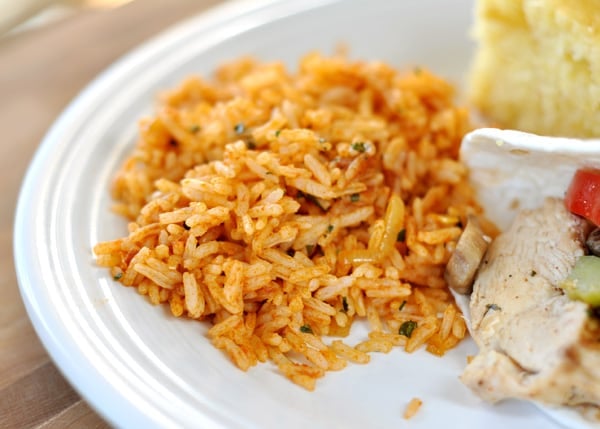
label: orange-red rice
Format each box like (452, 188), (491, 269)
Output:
(404, 397), (423, 419)
(94, 52), (480, 390)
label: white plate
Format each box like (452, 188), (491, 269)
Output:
(13, 0), (596, 428)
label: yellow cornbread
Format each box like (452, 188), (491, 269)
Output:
(469, 0), (600, 137)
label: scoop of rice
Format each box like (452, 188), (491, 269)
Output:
(94, 53), (479, 390)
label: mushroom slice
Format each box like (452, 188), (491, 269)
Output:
(444, 215), (490, 294)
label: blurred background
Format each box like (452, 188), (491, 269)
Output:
(0, 0), (134, 36)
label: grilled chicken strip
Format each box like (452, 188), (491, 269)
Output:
(461, 197), (600, 407)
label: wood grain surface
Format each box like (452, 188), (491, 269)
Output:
(0, 0), (222, 427)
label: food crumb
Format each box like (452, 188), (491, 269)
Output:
(403, 397), (423, 419)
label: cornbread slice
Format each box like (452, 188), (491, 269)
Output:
(469, 0), (600, 137)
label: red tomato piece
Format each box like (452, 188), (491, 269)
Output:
(565, 168), (600, 226)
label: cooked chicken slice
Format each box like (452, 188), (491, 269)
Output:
(461, 197), (600, 408)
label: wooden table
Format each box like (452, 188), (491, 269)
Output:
(0, 1), (222, 426)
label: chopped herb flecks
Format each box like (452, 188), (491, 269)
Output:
(351, 142), (367, 153)
(396, 229), (406, 242)
(350, 193), (360, 202)
(485, 303), (502, 316)
(300, 324), (313, 334)
(275, 129), (282, 137)
(306, 244), (315, 255)
(113, 272), (123, 281)
(297, 190), (328, 211)
(398, 300), (407, 311)
(327, 224), (334, 233)
(342, 296), (349, 312)
(189, 124), (200, 133)
(588, 307), (600, 319)
(318, 137), (332, 151)
(305, 193), (326, 211)
(399, 320), (417, 338)
(234, 122), (245, 134)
